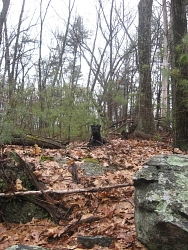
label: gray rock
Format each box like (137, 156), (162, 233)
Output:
(5, 245), (49, 250)
(77, 234), (114, 248)
(0, 156), (49, 224)
(133, 154), (188, 250)
(79, 162), (104, 176)
(0, 198), (49, 223)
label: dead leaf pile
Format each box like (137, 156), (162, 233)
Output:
(0, 138), (173, 249)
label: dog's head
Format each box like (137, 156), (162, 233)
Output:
(91, 124), (101, 135)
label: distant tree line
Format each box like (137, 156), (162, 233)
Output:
(0, 0), (187, 150)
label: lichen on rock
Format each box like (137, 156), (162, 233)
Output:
(133, 154), (188, 250)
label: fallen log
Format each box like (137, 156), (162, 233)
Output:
(8, 134), (68, 149)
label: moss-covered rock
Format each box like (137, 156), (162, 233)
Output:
(0, 156), (49, 223)
(79, 162), (104, 176)
(133, 154), (188, 250)
(0, 198), (49, 223)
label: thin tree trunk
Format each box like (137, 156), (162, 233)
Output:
(11, 0), (26, 83)
(0, 0), (10, 47)
(161, 0), (169, 118)
(38, 0), (52, 131)
(52, 0), (75, 87)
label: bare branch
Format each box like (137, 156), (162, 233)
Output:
(0, 183), (133, 198)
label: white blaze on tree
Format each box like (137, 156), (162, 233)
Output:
(161, 0), (169, 118)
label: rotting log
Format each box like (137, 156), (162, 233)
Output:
(8, 134), (68, 149)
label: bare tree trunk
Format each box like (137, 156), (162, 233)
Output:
(52, 0), (75, 87)
(0, 0), (10, 47)
(171, 0), (188, 150)
(137, 0), (155, 134)
(11, 0), (26, 83)
(38, 0), (52, 92)
(38, 0), (52, 131)
(7, 0), (26, 100)
(86, 19), (99, 90)
(161, 0), (169, 118)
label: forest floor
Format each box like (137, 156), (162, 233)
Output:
(0, 137), (176, 250)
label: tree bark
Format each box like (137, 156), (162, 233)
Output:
(137, 0), (155, 134)
(11, 0), (26, 83)
(161, 0), (169, 118)
(0, 0), (10, 47)
(171, 0), (188, 150)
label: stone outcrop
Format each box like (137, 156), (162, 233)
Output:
(133, 154), (188, 250)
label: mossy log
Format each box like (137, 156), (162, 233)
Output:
(9, 134), (68, 149)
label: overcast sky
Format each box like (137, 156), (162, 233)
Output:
(3, 0), (139, 47)
(5, 0), (139, 27)
(0, 0), (140, 83)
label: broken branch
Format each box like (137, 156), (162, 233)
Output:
(0, 183), (133, 197)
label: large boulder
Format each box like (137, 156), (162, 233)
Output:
(133, 154), (188, 250)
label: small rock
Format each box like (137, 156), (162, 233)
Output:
(77, 234), (114, 248)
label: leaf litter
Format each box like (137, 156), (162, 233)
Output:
(0, 138), (173, 249)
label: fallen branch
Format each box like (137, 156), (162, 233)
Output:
(10, 151), (45, 191)
(0, 183), (133, 197)
(56, 215), (101, 240)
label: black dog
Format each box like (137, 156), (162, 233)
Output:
(87, 124), (105, 146)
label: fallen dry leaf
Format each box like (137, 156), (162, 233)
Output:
(0, 138), (174, 250)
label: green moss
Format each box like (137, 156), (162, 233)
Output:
(0, 199), (49, 223)
(82, 158), (99, 163)
(40, 156), (55, 162)
(20, 173), (37, 191)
